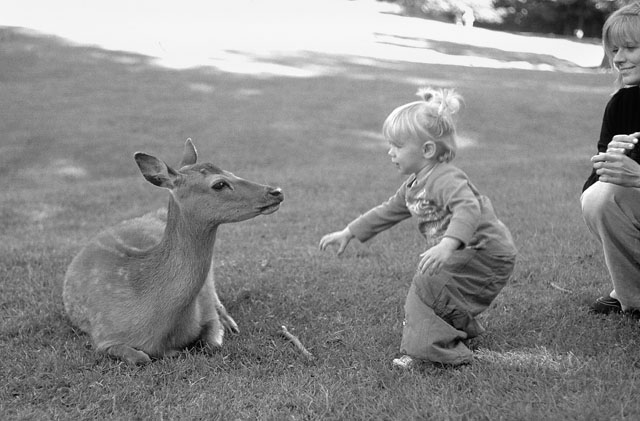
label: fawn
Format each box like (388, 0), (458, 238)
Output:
(63, 139), (284, 364)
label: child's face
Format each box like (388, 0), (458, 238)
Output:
(387, 139), (430, 175)
(612, 40), (640, 86)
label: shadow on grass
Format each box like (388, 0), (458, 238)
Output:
(375, 32), (593, 71)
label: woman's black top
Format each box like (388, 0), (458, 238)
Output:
(583, 86), (640, 192)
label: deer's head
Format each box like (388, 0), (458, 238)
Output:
(134, 139), (283, 226)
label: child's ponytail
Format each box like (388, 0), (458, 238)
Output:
(415, 87), (463, 141)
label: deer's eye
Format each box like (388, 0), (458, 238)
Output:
(212, 181), (230, 190)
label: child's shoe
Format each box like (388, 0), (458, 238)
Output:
(392, 355), (415, 369)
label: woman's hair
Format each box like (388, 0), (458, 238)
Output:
(383, 87), (463, 163)
(602, 2), (640, 88)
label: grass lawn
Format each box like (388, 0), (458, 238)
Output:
(1, 24), (638, 420)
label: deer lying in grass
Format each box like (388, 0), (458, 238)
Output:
(63, 139), (283, 364)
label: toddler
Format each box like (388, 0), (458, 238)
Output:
(319, 88), (517, 367)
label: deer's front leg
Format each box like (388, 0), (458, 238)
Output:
(207, 261), (239, 335)
(198, 279), (224, 349)
(198, 266), (238, 351)
(216, 299), (239, 334)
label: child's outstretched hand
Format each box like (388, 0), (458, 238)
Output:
(319, 228), (355, 256)
(418, 237), (461, 275)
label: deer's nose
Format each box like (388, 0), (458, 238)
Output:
(269, 187), (284, 201)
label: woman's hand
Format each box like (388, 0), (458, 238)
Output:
(418, 237), (461, 275)
(592, 134), (640, 187)
(319, 228), (355, 256)
(606, 132), (640, 154)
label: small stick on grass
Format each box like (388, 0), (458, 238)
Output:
(279, 325), (315, 361)
(550, 282), (573, 293)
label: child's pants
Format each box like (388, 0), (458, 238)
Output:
(581, 181), (640, 310)
(400, 248), (515, 365)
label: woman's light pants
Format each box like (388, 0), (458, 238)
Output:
(581, 181), (640, 310)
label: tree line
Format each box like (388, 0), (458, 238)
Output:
(385, 0), (634, 38)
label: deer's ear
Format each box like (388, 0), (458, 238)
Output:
(135, 152), (178, 189)
(179, 138), (198, 168)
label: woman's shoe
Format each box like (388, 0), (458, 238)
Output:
(590, 295), (622, 314)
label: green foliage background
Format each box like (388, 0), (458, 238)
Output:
(389, 0), (632, 37)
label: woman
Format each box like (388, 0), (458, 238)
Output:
(582, 2), (640, 316)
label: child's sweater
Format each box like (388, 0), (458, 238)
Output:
(347, 163), (516, 255)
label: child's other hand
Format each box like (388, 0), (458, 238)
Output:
(319, 228), (354, 256)
(418, 237), (461, 275)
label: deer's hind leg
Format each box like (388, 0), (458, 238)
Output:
(102, 343), (152, 365)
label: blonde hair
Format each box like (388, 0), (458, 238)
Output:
(383, 87), (463, 163)
(602, 2), (640, 88)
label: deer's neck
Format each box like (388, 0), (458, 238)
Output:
(145, 196), (218, 302)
